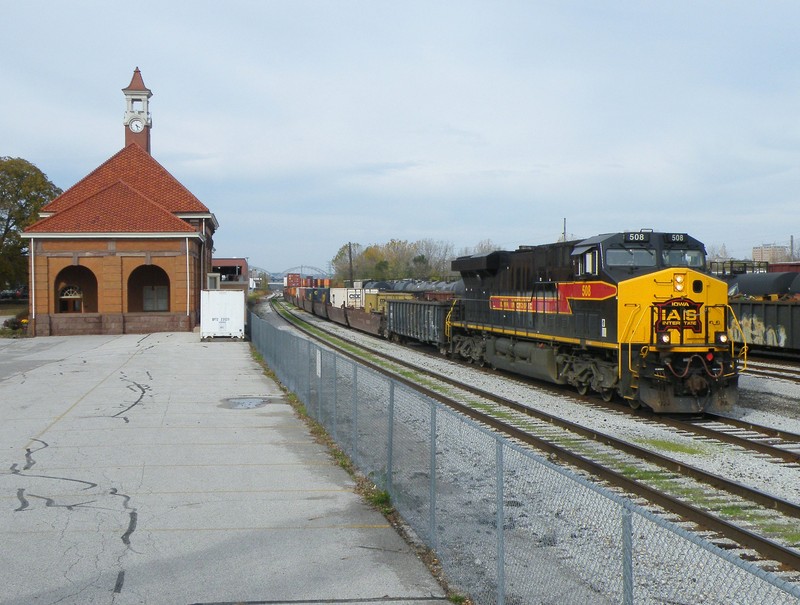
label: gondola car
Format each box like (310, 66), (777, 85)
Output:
(441, 231), (745, 413)
(726, 272), (800, 351)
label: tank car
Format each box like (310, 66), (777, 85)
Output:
(445, 231), (745, 413)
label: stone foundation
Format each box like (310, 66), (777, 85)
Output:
(32, 313), (195, 336)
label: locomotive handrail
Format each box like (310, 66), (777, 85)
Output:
(725, 304), (748, 372)
(702, 303), (740, 378)
(621, 303), (647, 381)
(621, 303), (645, 343)
(444, 298), (459, 339)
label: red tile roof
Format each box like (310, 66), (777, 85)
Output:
(41, 143), (210, 215)
(25, 181), (196, 234)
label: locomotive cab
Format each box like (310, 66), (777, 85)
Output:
(573, 230), (707, 281)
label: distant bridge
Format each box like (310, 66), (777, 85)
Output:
(249, 265), (331, 290)
(271, 265), (331, 278)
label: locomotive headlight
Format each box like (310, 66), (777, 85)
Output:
(715, 331), (729, 345)
(674, 274), (685, 292)
(658, 333), (671, 345)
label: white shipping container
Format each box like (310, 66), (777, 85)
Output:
(329, 288), (348, 308)
(330, 288), (370, 309)
(201, 290), (245, 339)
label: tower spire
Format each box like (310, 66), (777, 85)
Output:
(122, 67), (153, 153)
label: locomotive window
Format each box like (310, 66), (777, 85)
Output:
(606, 247), (656, 267)
(576, 249), (598, 275)
(661, 249), (705, 268)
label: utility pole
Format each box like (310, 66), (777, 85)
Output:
(348, 242), (354, 287)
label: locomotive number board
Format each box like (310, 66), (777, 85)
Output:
(623, 232), (688, 244)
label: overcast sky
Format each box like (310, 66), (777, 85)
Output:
(4, 2), (799, 274)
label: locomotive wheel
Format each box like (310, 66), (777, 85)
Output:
(576, 383), (589, 396)
(628, 398), (641, 410)
(601, 388), (614, 402)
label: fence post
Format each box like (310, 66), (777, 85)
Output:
(622, 503), (634, 605)
(303, 339), (312, 405)
(351, 364), (358, 466)
(331, 355), (338, 441)
(387, 381), (395, 498)
(496, 438), (505, 605)
(315, 348), (323, 421)
(429, 400), (437, 550)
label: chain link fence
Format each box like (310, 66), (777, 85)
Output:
(250, 310), (800, 604)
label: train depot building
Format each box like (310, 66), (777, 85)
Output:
(23, 69), (218, 336)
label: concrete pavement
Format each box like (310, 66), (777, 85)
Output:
(0, 333), (448, 604)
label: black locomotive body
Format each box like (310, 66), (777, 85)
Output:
(446, 231), (744, 413)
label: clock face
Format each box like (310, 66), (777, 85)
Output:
(129, 119), (144, 133)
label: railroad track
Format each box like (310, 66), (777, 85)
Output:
(272, 300), (800, 575)
(744, 359), (800, 385)
(583, 401), (800, 466)
(651, 413), (800, 465)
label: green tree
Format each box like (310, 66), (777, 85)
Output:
(0, 157), (62, 287)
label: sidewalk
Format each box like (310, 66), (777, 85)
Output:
(0, 333), (447, 605)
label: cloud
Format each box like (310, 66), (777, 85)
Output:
(3, 1), (800, 271)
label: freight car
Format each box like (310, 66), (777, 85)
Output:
(284, 283), (448, 338)
(285, 231), (746, 414)
(725, 272), (800, 351)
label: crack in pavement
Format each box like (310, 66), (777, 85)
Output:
(9, 441), (140, 597)
(111, 374), (151, 423)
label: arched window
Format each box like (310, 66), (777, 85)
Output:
(59, 285), (83, 313)
(54, 266), (98, 313)
(127, 265), (170, 312)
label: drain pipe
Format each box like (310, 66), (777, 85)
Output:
(30, 240), (36, 322)
(201, 218), (206, 289)
(186, 237), (190, 317)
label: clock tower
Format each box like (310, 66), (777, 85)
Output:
(122, 67), (152, 153)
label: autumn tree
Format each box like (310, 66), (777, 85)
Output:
(329, 238), (462, 283)
(331, 242), (366, 284)
(0, 157), (62, 288)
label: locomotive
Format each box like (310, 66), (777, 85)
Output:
(447, 231), (745, 413)
(285, 230), (746, 414)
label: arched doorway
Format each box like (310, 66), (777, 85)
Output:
(128, 265), (171, 312)
(54, 266), (98, 313)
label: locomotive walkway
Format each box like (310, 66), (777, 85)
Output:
(0, 332), (447, 604)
